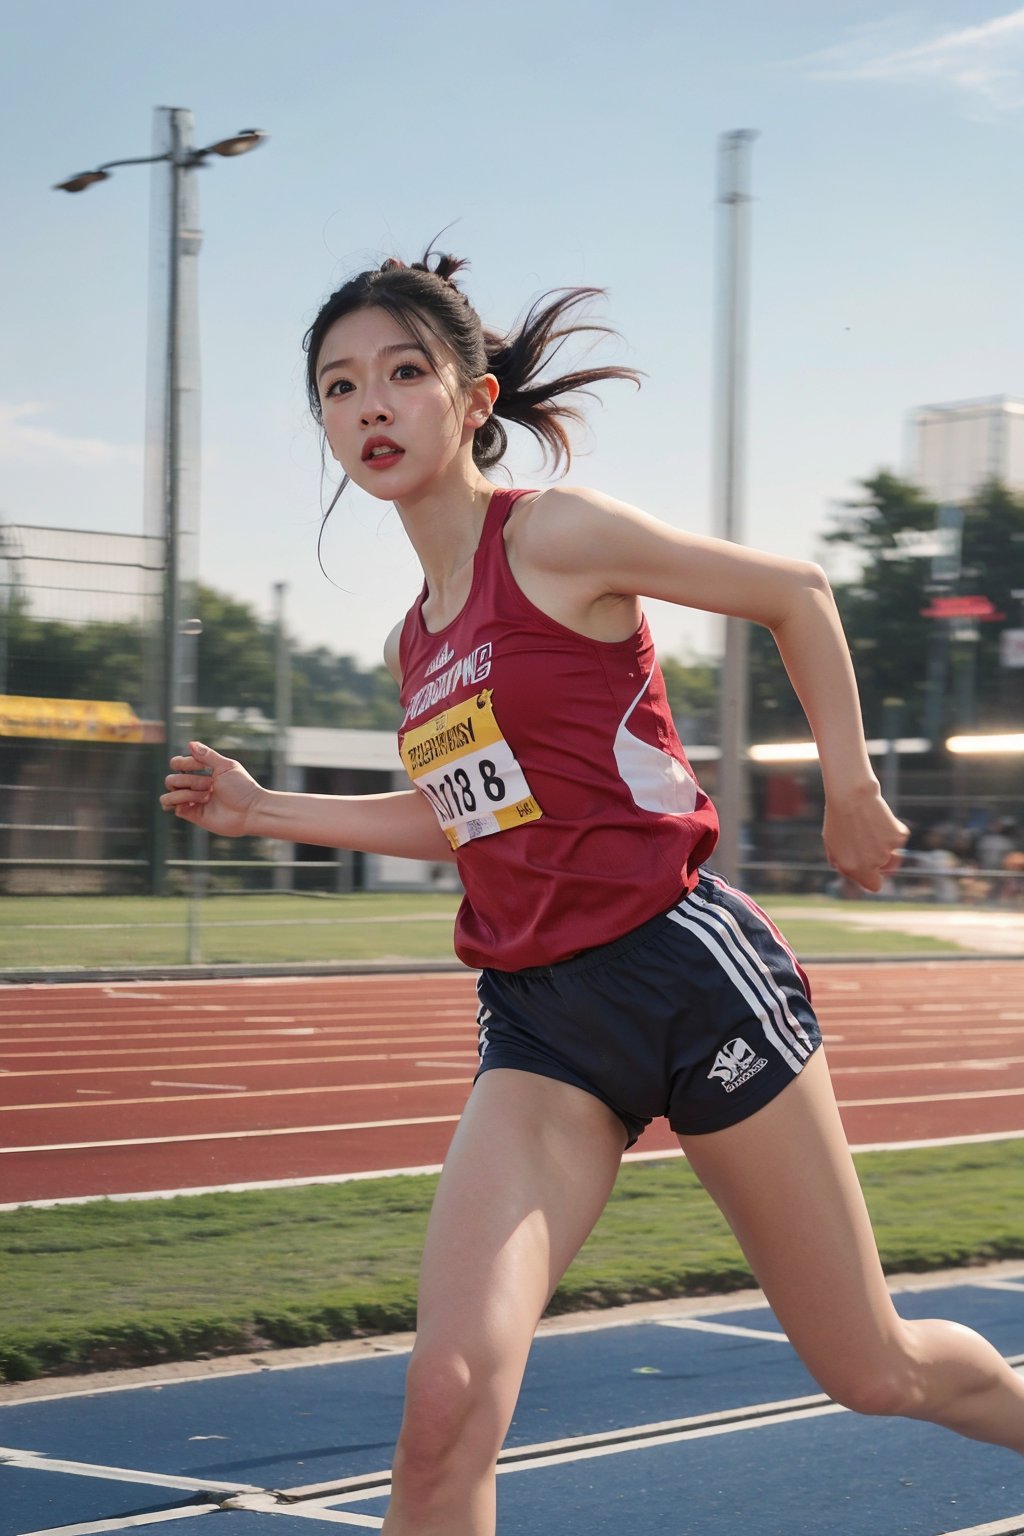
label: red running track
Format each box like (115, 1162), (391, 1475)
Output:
(1, 960), (1022, 1205)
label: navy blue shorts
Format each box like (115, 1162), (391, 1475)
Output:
(474, 870), (822, 1147)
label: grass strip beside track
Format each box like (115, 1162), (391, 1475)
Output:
(0, 892), (962, 970)
(2, 1142), (1021, 1382)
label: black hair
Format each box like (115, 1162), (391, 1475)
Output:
(303, 245), (641, 474)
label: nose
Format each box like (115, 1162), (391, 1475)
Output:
(360, 400), (394, 428)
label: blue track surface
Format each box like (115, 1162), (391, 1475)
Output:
(2, 1276), (1022, 1536)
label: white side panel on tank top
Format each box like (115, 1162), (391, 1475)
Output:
(613, 673), (698, 816)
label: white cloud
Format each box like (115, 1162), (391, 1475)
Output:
(802, 8), (1024, 115)
(0, 402), (141, 468)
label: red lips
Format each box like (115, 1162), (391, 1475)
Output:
(362, 435), (404, 464)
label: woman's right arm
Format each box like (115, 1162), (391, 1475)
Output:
(161, 741), (456, 862)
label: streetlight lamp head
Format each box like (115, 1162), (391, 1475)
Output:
(53, 169), (111, 193)
(204, 128), (268, 158)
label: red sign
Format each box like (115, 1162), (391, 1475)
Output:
(920, 595), (1005, 621)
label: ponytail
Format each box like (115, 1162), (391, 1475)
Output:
(477, 287), (640, 471)
(304, 245), (641, 475)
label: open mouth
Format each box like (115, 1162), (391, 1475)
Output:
(362, 437), (404, 466)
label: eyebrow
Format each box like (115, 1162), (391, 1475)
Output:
(318, 341), (429, 384)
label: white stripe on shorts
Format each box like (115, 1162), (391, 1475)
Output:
(703, 869), (805, 980)
(688, 884), (816, 1057)
(666, 900), (810, 1076)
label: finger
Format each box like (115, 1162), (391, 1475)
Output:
(164, 772), (213, 792)
(168, 754), (202, 772)
(189, 741), (228, 768)
(160, 787), (212, 809)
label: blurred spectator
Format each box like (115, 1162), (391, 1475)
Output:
(977, 819), (1016, 873)
(917, 827), (961, 904)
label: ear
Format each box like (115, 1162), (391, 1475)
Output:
(465, 373), (500, 430)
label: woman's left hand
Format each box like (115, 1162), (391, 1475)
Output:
(822, 783), (909, 893)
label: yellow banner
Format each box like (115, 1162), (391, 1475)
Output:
(0, 695), (148, 743)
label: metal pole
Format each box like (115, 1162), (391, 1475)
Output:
(713, 130), (758, 886)
(881, 697), (904, 813)
(272, 581), (293, 892)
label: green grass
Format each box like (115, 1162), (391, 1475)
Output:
(0, 892), (463, 970)
(0, 891), (963, 972)
(2, 1142), (1021, 1382)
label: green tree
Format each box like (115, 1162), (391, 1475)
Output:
(658, 654), (719, 744)
(196, 585), (276, 715)
(823, 474), (1024, 737)
(741, 474), (1024, 744)
(3, 593), (145, 705)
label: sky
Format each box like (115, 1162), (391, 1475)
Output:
(1, 0), (1022, 669)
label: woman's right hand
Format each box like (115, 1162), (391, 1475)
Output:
(160, 741), (265, 838)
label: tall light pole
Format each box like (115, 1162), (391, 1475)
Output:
(55, 111), (267, 894)
(272, 581), (292, 892)
(713, 129), (758, 885)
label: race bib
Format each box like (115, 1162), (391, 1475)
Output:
(400, 689), (543, 850)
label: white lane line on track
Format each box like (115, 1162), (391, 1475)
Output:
(5, 1079), (1021, 1121)
(0, 1164), (456, 1210)
(0, 1446), (261, 1495)
(312, 1394), (851, 1508)
(309, 1355), (1024, 1506)
(221, 1497), (382, 1526)
(940, 1520), (1024, 1535)
(830, 1056), (1024, 1075)
(0, 1022), (469, 1045)
(0, 1002), (472, 1023)
(17, 1510), (218, 1536)
(0, 1040), (473, 1073)
(841, 1086), (1024, 1107)
(5, 1128), (1024, 1210)
(150, 1082), (249, 1092)
(100, 990), (167, 1001)
(0, 1113), (461, 1157)
(0, 1074), (469, 1114)
(655, 1318), (787, 1342)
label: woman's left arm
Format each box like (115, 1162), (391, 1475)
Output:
(528, 487), (908, 892)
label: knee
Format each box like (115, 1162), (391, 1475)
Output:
(826, 1363), (920, 1419)
(815, 1330), (923, 1419)
(395, 1346), (502, 1479)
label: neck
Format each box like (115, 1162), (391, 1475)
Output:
(393, 455), (497, 590)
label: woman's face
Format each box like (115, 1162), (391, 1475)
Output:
(316, 305), (474, 500)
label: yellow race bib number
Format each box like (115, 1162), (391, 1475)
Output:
(400, 689), (543, 850)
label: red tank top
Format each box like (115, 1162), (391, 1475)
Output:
(397, 488), (719, 970)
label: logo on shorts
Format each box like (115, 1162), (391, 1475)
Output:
(708, 1037), (768, 1093)
(477, 1005), (491, 1059)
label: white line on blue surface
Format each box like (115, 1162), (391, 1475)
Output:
(654, 1317), (788, 1341)
(0, 1445), (262, 1495)
(941, 1519), (1024, 1535)
(17, 1508), (218, 1536)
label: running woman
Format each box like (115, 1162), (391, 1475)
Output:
(161, 250), (1024, 1534)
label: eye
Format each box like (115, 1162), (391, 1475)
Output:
(323, 377), (353, 398)
(393, 361), (425, 381)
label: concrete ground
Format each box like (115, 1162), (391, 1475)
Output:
(771, 902), (1024, 956)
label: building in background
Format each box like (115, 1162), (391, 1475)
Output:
(911, 396), (1024, 503)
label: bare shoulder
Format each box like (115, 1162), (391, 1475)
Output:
(507, 484), (657, 579)
(383, 621), (404, 686)
(508, 484), (825, 626)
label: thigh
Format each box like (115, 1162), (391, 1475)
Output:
(415, 1067), (626, 1374)
(678, 1051), (905, 1391)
